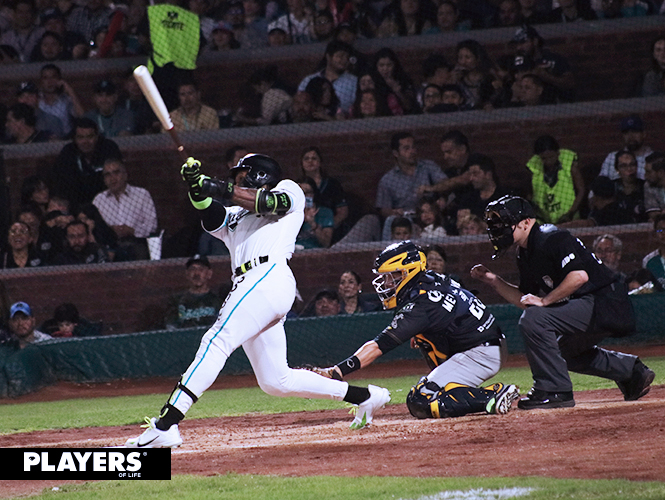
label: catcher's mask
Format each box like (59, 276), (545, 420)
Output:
(372, 240), (426, 310)
(484, 195), (536, 260)
(230, 153), (282, 189)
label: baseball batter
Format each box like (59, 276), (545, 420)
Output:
(314, 240), (520, 420)
(126, 154), (390, 448)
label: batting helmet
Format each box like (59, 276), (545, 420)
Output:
(372, 240), (426, 310)
(484, 195), (536, 260)
(230, 153), (282, 189)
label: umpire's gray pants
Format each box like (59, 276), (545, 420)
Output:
(518, 295), (637, 393)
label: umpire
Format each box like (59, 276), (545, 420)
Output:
(471, 195), (654, 409)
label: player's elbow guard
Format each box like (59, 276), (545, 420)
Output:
(255, 189), (292, 215)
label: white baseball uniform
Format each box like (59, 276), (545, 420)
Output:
(169, 179), (349, 415)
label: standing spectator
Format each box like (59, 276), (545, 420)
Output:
(415, 197), (446, 240)
(0, 0), (44, 62)
(455, 153), (506, 221)
(644, 152), (665, 220)
(612, 149), (646, 223)
(164, 254), (223, 330)
(267, 0), (313, 44)
(376, 0), (434, 37)
(295, 180), (334, 249)
(1, 222), (43, 269)
(526, 135), (585, 224)
(548, 0), (597, 21)
(38, 63), (85, 137)
(93, 159), (158, 261)
(300, 147), (350, 242)
(452, 39), (501, 110)
(305, 77), (343, 121)
(67, 0), (112, 42)
(642, 214), (665, 289)
(641, 37), (665, 97)
(4, 104), (51, 144)
(372, 47), (417, 115)
(298, 41), (358, 114)
(52, 219), (108, 265)
(169, 81), (220, 132)
(51, 117), (122, 208)
(76, 202), (118, 259)
(84, 80), (135, 138)
(597, 115), (653, 180)
(338, 270), (381, 314)
(16, 81), (65, 139)
(7, 302), (52, 348)
(510, 25), (575, 103)
(593, 234), (623, 273)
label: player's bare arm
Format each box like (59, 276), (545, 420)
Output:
(470, 264), (525, 308)
(522, 270), (588, 307)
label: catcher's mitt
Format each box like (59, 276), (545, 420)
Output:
(299, 364), (343, 380)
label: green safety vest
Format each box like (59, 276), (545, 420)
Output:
(147, 4), (200, 73)
(526, 149), (578, 224)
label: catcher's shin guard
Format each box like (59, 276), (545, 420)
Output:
(408, 380), (501, 419)
(406, 377), (441, 419)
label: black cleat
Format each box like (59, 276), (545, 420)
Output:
(617, 360), (655, 401)
(517, 388), (575, 410)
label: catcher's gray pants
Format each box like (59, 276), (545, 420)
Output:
(518, 295), (637, 393)
(427, 344), (502, 389)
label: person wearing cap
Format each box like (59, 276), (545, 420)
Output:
(84, 79), (135, 138)
(3, 103), (51, 144)
(168, 81), (219, 132)
(597, 114), (653, 181)
(201, 20), (240, 52)
(8, 302), (52, 348)
(16, 81), (65, 139)
(510, 24), (575, 103)
(471, 195), (654, 409)
(164, 255), (223, 330)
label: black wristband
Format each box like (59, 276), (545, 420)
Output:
(336, 355), (361, 377)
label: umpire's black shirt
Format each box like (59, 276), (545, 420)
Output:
(517, 223), (617, 298)
(374, 271), (501, 359)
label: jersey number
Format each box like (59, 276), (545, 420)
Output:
(468, 298), (486, 320)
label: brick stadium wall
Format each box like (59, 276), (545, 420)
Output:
(0, 224), (654, 334)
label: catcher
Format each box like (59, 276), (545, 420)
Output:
(314, 240), (520, 421)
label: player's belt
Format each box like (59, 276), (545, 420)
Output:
(234, 256), (269, 277)
(478, 337), (503, 348)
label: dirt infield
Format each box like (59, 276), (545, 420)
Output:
(1, 352), (664, 498)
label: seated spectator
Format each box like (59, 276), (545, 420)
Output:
(169, 81), (220, 132)
(7, 302), (52, 348)
(20, 175), (50, 215)
(67, 0), (112, 43)
(76, 203), (119, 260)
(356, 70), (401, 116)
(492, 0), (522, 27)
(641, 37), (665, 97)
(390, 216), (414, 240)
(3, 103), (51, 144)
(312, 10), (335, 43)
(38, 63), (85, 137)
(613, 149), (646, 222)
(642, 213), (665, 288)
(16, 205), (51, 262)
(93, 159), (158, 261)
(40, 302), (101, 337)
(518, 0), (550, 23)
(644, 152), (665, 220)
(516, 73), (546, 106)
(164, 255), (223, 330)
(598, 114), (653, 180)
(300, 146), (350, 243)
(376, 0), (434, 37)
(439, 84), (466, 111)
(351, 89), (391, 118)
(30, 31), (69, 62)
(51, 117), (122, 208)
(84, 79), (135, 138)
(267, 27), (289, 46)
(38, 8), (88, 60)
(526, 135), (585, 224)
(425, 1), (467, 33)
(286, 91), (316, 123)
(416, 53), (453, 108)
(456, 212), (486, 235)
(267, 0), (313, 44)
(235, 0), (269, 49)
(425, 244), (447, 274)
(627, 269), (663, 294)
(16, 81), (64, 139)
(548, 0), (598, 21)
(452, 39), (502, 110)
(371, 47), (417, 115)
(454, 153), (506, 220)
(295, 180), (334, 249)
(1, 222), (43, 269)
(305, 76), (344, 121)
(41, 197), (75, 259)
(235, 66), (292, 126)
(592, 234), (623, 273)
(420, 84), (443, 113)
(563, 176), (635, 227)
(337, 270), (381, 314)
(0, 0), (44, 62)
(202, 21), (240, 52)
(313, 289), (341, 317)
(415, 197), (447, 240)
(0, 281), (10, 341)
(52, 220), (108, 265)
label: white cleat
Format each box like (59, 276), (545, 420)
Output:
(125, 417), (183, 448)
(493, 384), (520, 415)
(350, 384), (391, 430)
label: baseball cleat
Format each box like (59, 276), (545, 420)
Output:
(517, 388), (575, 410)
(617, 360), (655, 401)
(492, 384), (520, 414)
(350, 384), (391, 430)
(125, 417), (183, 448)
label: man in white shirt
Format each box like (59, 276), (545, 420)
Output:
(93, 159), (158, 261)
(597, 115), (653, 181)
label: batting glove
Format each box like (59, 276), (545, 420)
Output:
(181, 157), (210, 204)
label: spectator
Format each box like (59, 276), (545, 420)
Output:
(30, 31), (69, 63)
(84, 79), (135, 138)
(642, 214), (665, 288)
(38, 8), (88, 60)
(562, 176), (635, 227)
(40, 302), (101, 337)
(236, 0), (269, 49)
(457, 212), (487, 235)
(455, 153), (506, 222)
(0, 0), (44, 62)
(51, 117), (122, 208)
(312, 10), (335, 43)
(201, 21), (240, 52)
(376, 131), (446, 239)
(67, 0), (112, 43)
(416, 54), (453, 108)
(356, 70), (400, 116)
(41, 196), (75, 260)
(526, 135), (585, 224)
(420, 130), (473, 199)
(93, 159), (158, 261)
(351, 89), (391, 118)
(376, 0), (434, 37)
(415, 197), (446, 240)
(164, 254), (223, 330)
(7, 302), (52, 348)
(267, 0), (313, 44)
(267, 26), (289, 46)
(286, 91), (316, 123)
(644, 152), (665, 220)
(592, 234), (623, 273)
(440, 84), (467, 111)
(119, 69), (158, 135)
(331, 23), (369, 76)
(641, 37), (665, 97)
(597, 115), (653, 180)
(169, 82), (220, 132)
(295, 179), (334, 249)
(1, 221), (43, 269)
(391, 216), (414, 240)
(189, 0), (216, 44)
(38, 63), (85, 136)
(313, 289), (341, 317)
(516, 73), (546, 106)
(16, 81), (64, 139)
(300, 146), (350, 242)
(4, 103), (51, 144)
(372, 47), (417, 115)
(20, 175), (50, 215)
(15, 205), (51, 262)
(518, 0), (550, 24)
(305, 76), (344, 121)
(0, 44), (19, 64)
(76, 202), (118, 259)
(612, 149), (646, 223)
(492, 0), (523, 27)
(425, 1), (467, 33)
(420, 84), (443, 113)
(337, 1), (378, 39)
(298, 41), (358, 114)
(338, 270), (381, 314)
(0, 281), (10, 342)
(627, 268), (662, 294)
(235, 66), (292, 126)
(425, 244), (447, 274)
(510, 25), (575, 103)
(52, 219), (108, 265)
(224, 145), (249, 171)
(452, 39), (501, 110)
(548, 0), (597, 21)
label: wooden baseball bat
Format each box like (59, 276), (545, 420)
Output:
(133, 65), (189, 161)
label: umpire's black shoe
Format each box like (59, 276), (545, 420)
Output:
(517, 388), (575, 410)
(617, 359), (655, 401)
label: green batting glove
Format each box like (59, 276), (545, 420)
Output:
(181, 157), (211, 208)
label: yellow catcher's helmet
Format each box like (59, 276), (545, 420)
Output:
(372, 240), (427, 309)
